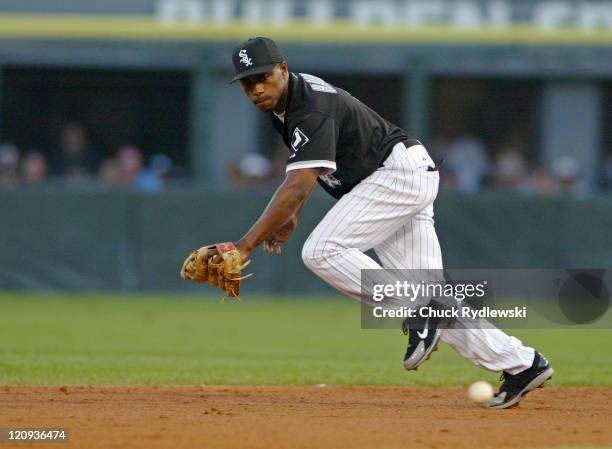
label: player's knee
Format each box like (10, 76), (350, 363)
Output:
(301, 236), (341, 272)
(301, 238), (321, 272)
(301, 236), (332, 272)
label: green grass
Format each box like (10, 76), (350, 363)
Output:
(0, 293), (610, 386)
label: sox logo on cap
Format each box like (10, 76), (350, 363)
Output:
(239, 50), (253, 67)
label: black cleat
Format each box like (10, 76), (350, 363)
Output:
(486, 351), (554, 409)
(402, 316), (441, 370)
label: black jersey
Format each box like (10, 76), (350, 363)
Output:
(271, 73), (420, 199)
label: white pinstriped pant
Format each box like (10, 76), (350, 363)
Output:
(302, 143), (535, 374)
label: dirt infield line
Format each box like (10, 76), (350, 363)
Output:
(1, 386), (611, 449)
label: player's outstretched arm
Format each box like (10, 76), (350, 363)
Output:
(235, 168), (320, 259)
(263, 195), (312, 255)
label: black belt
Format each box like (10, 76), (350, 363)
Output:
(379, 139), (444, 171)
(427, 158), (444, 172)
(379, 138), (421, 167)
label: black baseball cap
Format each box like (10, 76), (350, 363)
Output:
(231, 37), (284, 83)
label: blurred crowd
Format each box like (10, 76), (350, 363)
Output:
(0, 122), (179, 191)
(3, 121), (611, 196)
(228, 130), (612, 196)
(428, 127), (604, 196)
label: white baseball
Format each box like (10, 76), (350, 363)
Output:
(467, 381), (495, 403)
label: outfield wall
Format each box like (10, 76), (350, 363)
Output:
(1, 190), (610, 293)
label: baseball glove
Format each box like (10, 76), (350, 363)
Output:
(180, 242), (252, 298)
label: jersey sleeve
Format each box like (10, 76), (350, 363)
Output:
(286, 113), (338, 174)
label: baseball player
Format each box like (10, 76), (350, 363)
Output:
(183, 37), (553, 409)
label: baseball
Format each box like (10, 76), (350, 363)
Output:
(467, 381), (495, 403)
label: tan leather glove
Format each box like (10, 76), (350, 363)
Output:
(180, 242), (251, 298)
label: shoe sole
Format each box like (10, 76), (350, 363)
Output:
(486, 367), (554, 409)
(404, 329), (442, 371)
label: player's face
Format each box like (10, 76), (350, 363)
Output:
(240, 63), (288, 113)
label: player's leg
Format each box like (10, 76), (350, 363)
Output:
(373, 205), (443, 271)
(374, 213), (540, 376)
(301, 143), (439, 301)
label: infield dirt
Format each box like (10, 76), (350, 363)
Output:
(1, 386), (611, 449)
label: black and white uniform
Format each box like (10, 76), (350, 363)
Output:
(272, 73), (534, 374)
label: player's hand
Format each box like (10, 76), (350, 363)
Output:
(264, 216), (298, 255)
(263, 239), (283, 255)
